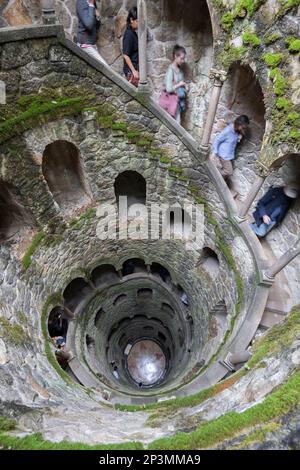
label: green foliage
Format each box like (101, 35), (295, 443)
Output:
(285, 37), (300, 53)
(148, 370), (300, 449)
(288, 129), (300, 140)
(160, 157), (172, 164)
(242, 31), (261, 47)
(22, 231), (45, 270)
(262, 53), (284, 68)
(0, 317), (30, 346)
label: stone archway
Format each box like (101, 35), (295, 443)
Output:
(213, 62), (266, 197)
(42, 140), (91, 215)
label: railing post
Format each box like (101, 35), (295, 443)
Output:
(137, 0), (149, 93)
(200, 68), (227, 154)
(265, 244), (300, 279)
(238, 175), (266, 219)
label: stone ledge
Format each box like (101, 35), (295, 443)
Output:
(0, 24), (64, 43)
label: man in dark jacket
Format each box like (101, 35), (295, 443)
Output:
(76, 0), (107, 65)
(250, 185), (297, 238)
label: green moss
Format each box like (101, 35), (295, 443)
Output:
(230, 422), (280, 449)
(167, 166), (183, 174)
(288, 129), (300, 140)
(219, 45), (247, 69)
(148, 370), (300, 449)
(111, 122), (127, 131)
(0, 93), (95, 144)
(0, 317), (30, 346)
(0, 416), (15, 432)
(160, 157), (172, 164)
(262, 53), (283, 68)
(242, 31), (261, 47)
(275, 97), (292, 110)
(269, 68), (286, 96)
(22, 231), (45, 270)
(285, 37), (300, 53)
(264, 32), (281, 45)
(277, 0), (300, 18)
(249, 304), (300, 368)
(221, 12), (235, 32)
(69, 208), (96, 231)
(0, 432), (143, 450)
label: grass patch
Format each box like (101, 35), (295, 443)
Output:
(0, 432), (143, 450)
(0, 416), (16, 432)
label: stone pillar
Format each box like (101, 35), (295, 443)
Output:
(201, 68), (227, 151)
(238, 175), (265, 218)
(41, 0), (57, 25)
(265, 245), (300, 279)
(137, 0), (149, 93)
(64, 306), (75, 320)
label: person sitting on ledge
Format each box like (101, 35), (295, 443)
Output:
(123, 7), (139, 87)
(211, 115), (250, 182)
(76, 0), (107, 65)
(250, 185), (298, 238)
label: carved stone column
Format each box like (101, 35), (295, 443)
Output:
(41, 0), (57, 25)
(201, 68), (227, 152)
(137, 0), (149, 93)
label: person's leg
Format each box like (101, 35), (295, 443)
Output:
(250, 220), (276, 237)
(219, 158), (233, 177)
(175, 107), (181, 125)
(83, 45), (107, 65)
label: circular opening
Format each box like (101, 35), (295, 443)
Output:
(126, 339), (167, 387)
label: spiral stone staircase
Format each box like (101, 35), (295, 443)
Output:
(0, 4), (299, 450)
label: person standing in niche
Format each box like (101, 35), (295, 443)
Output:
(164, 45), (189, 125)
(76, 0), (107, 65)
(211, 115), (250, 185)
(123, 7), (139, 87)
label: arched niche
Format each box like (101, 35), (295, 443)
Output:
(47, 306), (68, 338)
(213, 62), (266, 196)
(63, 277), (93, 312)
(0, 179), (32, 243)
(114, 171), (146, 207)
(122, 258), (147, 276)
(150, 262), (172, 283)
(42, 140), (91, 214)
(197, 247), (220, 280)
(91, 264), (119, 288)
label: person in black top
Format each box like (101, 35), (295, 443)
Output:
(123, 7), (139, 87)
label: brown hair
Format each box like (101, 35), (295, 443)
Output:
(173, 45), (186, 59)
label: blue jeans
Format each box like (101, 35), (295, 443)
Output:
(250, 220), (276, 237)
